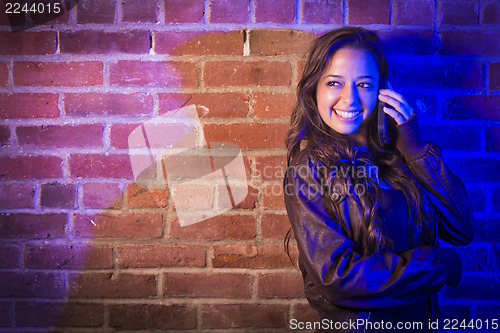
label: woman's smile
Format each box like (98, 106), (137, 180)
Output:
(332, 108), (363, 121)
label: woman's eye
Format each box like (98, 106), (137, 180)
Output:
(358, 82), (373, 88)
(327, 81), (341, 87)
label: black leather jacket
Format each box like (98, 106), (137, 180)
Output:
(284, 114), (474, 333)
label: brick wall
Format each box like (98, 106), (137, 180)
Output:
(0, 0), (498, 331)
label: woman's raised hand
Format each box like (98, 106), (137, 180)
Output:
(378, 82), (415, 125)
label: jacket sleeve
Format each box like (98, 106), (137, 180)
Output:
(395, 113), (474, 245)
(284, 159), (462, 310)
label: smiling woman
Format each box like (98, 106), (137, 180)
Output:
(284, 27), (474, 333)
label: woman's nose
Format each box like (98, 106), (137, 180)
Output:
(339, 83), (358, 105)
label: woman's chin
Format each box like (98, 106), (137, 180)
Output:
(329, 124), (362, 135)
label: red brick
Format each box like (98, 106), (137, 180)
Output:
(396, 0), (434, 25)
(223, 184), (258, 210)
(167, 179), (212, 211)
(442, 95), (500, 120)
(154, 30), (244, 55)
(110, 60), (198, 87)
(490, 63), (500, 89)
(441, 274), (500, 299)
(255, 155), (287, 180)
(298, 60), (306, 81)
(74, 213), (162, 239)
(160, 183), (211, 212)
(15, 301), (104, 327)
(303, 0), (342, 24)
(17, 124), (103, 148)
(255, 0), (295, 23)
(261, 213), (291, 239)
(203, 123), (289, 149)
(0, 93), (59, 118)
(0, 213), (66, 239)
(165, 0), (204, 23)
(125, 182), (168, 208)
(122, 0), (159, 22)
(157, 157), (249, 204)
(0, 272), (65, 298)
(348, 0), (390, 24)
(487, 127), (500, 152)
(292, 303), (321, 322)
(41, 182), (77, 209)
(392, 62), (483, 90)
(257, 273), (304, 298)
(466, 186), (486, 212)
(454, 246), (490, 272)
(444, 158), (500, 183)
(171, 183), (213, 210)
(483, 0), (500, 24)
(83, 182), (122, 208)
(118, 244), (206, 268)
(65, 93), (153, 116)
(77, 0), (116, 23)
(204, 61), (291, 86)
(60, 30), (149, 54)
(109, 123), (139, 149)
(210, 0), (249, 23)
(378, 29), (436, 55)
(473, 216), (496, 241)
(159, 93), (248, 117)
(0, 244), (22, 268)
(109, 304), (196, 329)
(59, 302), (105, 327)
(0, 155), (62, 179)
(262, 183), (285, 209)
(201, 304), (287, 328)
(0, 183), (34, 208)
(0, 31), (55, 55)
(250, 30), (315, 56)
(0, 301), (12, 327)
(253, 92), (295, 118)
(170, 214), (256, 239)
(212, 243), (297, 268)
(25, 242), (113, 269)
(14, 61), (103, 87)
(440, 31), (500, 56)
(69, 153), (133, 178)
(0, 62), (7, 86)
(0, 126), (8, 145)
(164, 272), (252, 298)
(68, 273), (156, 298)
(440, 0), (479, 25)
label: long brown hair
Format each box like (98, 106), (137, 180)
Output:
(285, 27), (437, 256)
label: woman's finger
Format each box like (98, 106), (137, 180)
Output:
(379, 89), (408, 105)
(378, 94), (414, 120)
(383, 106), (406, 125)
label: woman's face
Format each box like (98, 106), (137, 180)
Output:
(316, 47), (380, 144)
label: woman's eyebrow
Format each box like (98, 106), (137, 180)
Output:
(324, 74), (376, 80)
(324, 74), (343, 79)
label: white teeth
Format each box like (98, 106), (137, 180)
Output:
(334, 109), (361, 119)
